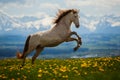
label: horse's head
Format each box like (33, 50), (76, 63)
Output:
(70, 9), (80, 28)
(53, 9), (80, 28)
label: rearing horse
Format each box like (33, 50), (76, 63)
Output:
(17, 9), (82, 66)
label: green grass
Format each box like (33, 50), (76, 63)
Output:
(0, 57), (120, 80)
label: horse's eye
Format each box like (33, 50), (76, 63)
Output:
(75, 15), (77, 17)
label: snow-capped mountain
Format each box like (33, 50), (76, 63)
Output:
(72, 14), (120, 34)
(0, 11), (34, 35)
(0, 11), (52, 35)
(0, 11), (120, 35)
(0, 11), (24, 31)
(94, 15), (120, 34)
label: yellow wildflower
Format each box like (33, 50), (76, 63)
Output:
(43, 70), (49, 74)
(38, 74), (42, 78)
(17, 72), (20, 75)
(84, 72), (87, 75)
(4, 67), (7, 70)
(60, 66), (67, 72)
(99, 67), (104, 72)
(11, 78), (15, 80)
(93, 62), (97, 67)
(62, 75), (68, 78)
(23, 75), (27, 79)
(81, 63), (87, 67)
(53, 70), (58, 75)
(38, 68), (42, 73)
(0, 75), (2, 78)
(52, 78), (56, 80)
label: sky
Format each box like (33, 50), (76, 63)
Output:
(0, 0), (120, 17)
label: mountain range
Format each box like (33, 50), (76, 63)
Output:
(0, 11), (120, 35)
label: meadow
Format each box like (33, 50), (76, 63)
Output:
(0, 57), (120, 80)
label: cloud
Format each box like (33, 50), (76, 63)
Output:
(0, 0), (26, 4)
(18, 12), (50, 19)
(5, 28), (12, 31)
(108, 19), (120, 27)
(65, 0), (120, 16)
(0, 0), (60, 17)
(111, 22), (120, 27)
(65, 0), (120, 7)
(40, 3), (60, 10)
(82, 20), (99, 31)
(105, 15), (120, 27)
(0, 0), (34, 9)
(40, 16), (53, 27)
(1, 0), (120, 17)
(81, 16), (99, 31)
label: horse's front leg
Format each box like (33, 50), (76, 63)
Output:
(70, 31), (82, 45)
(65, 37), (80, 51)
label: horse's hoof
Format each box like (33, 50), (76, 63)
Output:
(79, 41), (82, 45)
(32, 62), (34, 65)
(80, 42), (82, 45)
(74, 47), (78, 51)
(19, 65), (24, 69)
(20, 66), (23, 69)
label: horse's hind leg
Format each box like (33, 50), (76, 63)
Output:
(21, 49), (34, 67)
(32, 46), (44, 64)
(22, 55), (27, 67)
(21, 53), (29, 67)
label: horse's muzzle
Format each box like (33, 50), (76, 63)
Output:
(76, 24), (80, 28)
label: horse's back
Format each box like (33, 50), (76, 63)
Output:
(29, 30), (63, 47)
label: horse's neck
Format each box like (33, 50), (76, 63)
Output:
(51, 14), (72, 36)
(58, 15), (72, 30)
(62, 16), (71, 27)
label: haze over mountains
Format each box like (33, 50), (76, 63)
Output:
(0, 11), (120, 35)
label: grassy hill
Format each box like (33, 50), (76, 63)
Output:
(0, 57), (120, 80)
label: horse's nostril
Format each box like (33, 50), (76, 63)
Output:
(76, 24), (80, 28)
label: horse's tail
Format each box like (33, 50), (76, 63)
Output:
(16, 51), (23, 59)
(16, 35), (31, 59)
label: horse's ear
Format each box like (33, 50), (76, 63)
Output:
(58, 9), (65, 12)
(58, 9), (62, 12)
(78, 9), (80, 13)
(58, 9), (64, 14)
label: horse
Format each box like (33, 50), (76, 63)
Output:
(16, 9), (82, 66)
